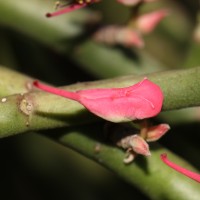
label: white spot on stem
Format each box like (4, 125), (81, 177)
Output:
(1, 97), (7, 103)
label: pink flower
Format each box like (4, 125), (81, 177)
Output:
(33, 78), (163, 122)
(161, 153), (200, 183)
(46, 0), (99, 18)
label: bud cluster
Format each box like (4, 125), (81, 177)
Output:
(104, 122), (170, 164)
(46, 0), (168, 47)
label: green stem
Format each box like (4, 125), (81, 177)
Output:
(0, 0), (165, 77)
(0, 66), (200, 137)
(50, 125), (200, 200)
(1, 66), (199, 198)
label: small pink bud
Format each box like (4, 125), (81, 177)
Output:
(94, 26), (144, 48)
(117, 0), (141, 6)
(129, 135), (150, 156)
(146, 124), (170, 142)
(135, 10), (168, 34)
(117, 0), (157, 6)
(161, 153), (200, 183)
(33, 78), (163, 123)
(119, 28), (144, 48)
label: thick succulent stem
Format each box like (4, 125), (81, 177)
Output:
(50, 125), (200, 200)
(0, 66), (200, 137)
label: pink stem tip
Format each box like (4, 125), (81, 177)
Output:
(33, 81), (79, 101)
(46, 3), (87, 18)
(161, 153), (200, 183)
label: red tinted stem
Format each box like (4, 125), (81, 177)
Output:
(33, 81), (80, 101)
(161, 153), (200, 183)
(46, 3), (87, 17)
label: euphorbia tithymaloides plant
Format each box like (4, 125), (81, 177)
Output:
(33, 79), (200, 182)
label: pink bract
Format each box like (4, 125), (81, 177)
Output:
(136, 10), (169, 34)
(33, 78), (163, 122)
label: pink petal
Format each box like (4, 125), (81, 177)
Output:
(146, 124), (170, 142)
(33, 78), (163, 123)
(78, 78), (163, 122)
(136, 10), (169, 34)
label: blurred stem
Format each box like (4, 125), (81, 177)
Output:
(184, 43), (200, 68)
(0, 66), (200, 137)
(159, 107), (200, 124)
(0, 31), (18, 68)
(48, 125), (200, 200)
(72, 41), (165, 78)
(0, 0), (95, 51)
(183, 10), (200, 68)
(0, 0), (165, 78)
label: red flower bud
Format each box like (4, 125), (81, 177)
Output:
(129, 135), (151, 156)
(33, 78), (163, 122)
